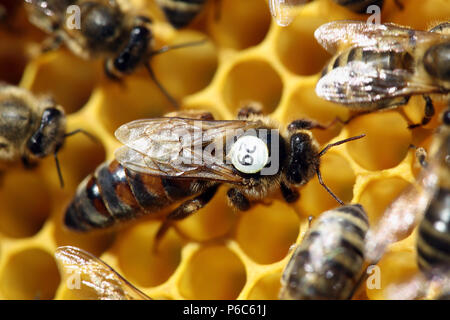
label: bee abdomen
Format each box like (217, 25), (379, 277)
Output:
(280, 204), (369, 300)
(417, 188), (450, 272)
(64, 160), (174, 231)
(157, 0), (207, 29)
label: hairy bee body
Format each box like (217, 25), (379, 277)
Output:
(315, 21), (450, 121)
(64, 109), (363, 238)
(65, 159), (215, 231)
(280, 204), (369, 300)
(321, 46), (415, 110)
(156, 0), (207, 29)
(25, 0), (154, 78)
(417, 112), (450, 272)
(0, 84), (66, 168)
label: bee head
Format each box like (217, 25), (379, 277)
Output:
(423, 42), (450, 82)
(27, 106), (66, 158)
(81, 2), (124, 46)
(113, 25), (151, 74)
(285, 132), (319, 185)
(443, 108), (450, 126)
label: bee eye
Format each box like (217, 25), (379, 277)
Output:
(230, 136), (269, 174)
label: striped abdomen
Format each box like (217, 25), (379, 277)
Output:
(321, 47), (415, 109)
(156, 0), (207, 29)
(417, 188), (450, 272)
(334, 0), (384, 13)
(280, 204), (369, 300)
(64, 160), (206, 231)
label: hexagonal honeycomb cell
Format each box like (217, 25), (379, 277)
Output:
(0, 0), (449, 300)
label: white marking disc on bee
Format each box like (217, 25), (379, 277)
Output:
(230, 135), (269, 174)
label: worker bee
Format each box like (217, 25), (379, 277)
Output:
(365, 108), (449, 266)
(24, 0), (205, 108)
(314, 20), (450, 128)
(269, 0), (394, 27)
(0, 84), (92, 186)
(279, 204), (369, 300)
(64, 107), (365, 244)
(416, 110), (450, 273)
(54, 246), (151, 300)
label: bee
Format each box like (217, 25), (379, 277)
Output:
(314, 20), (450, 128)
(416, 110), (450, 273)
(0, 84), (92, 186)
(64, 107), (365, 244)
(279, 204), (369, 300)
(24, 0), (205, 108)
(269, 0), (395, 27)
(54, 246), (151, 300)
(365, 108), (449, 266)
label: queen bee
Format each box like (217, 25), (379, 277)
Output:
(64, 107), (364, 242)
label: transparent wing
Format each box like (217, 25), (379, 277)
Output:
(269, 0), (309, 27)
(114, 118), (262, 183)
(54, 246), (151, 300)
(314, 20), (444, 54)
(315, 59), (442, 106)
(24, 0), (70, 32)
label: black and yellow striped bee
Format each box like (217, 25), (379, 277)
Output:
(155, 0), (209, 29)
(64, 107), (364, 244)
(0, 84), (78, 186)
(54, 246), (151, 300)
(365, 109), (449, 267)
(269, 0), (398, 27)
(416, 109), (450, 272)
(279, 204), (369, 300)
(24, 0), (204, 108)
(314, 20), (450, 128)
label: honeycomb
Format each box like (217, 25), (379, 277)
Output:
(0, 0), (449, 300)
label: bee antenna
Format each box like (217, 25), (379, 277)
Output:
(64, 129), (99, 144)
(149, 39), (208, 57)
(316, 134), (366, 205)
(318, 134), (366, 158)
(144, 62), (179, 109)
(54, 151), (64, 188)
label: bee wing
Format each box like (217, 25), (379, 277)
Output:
(315, 59), (442, 106)
(24, 0), (68, 32)
(54, 246), (151, 300)
(314, 20), (444, 54)
(364, 164), (440, 264)
(269, 0), (309, 27)
(114, 118), (261, 183)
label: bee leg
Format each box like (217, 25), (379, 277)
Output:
(237, 103), (264, 119)
(408, 95), (435, 129)
(287, 117), (346, 132)
(227, 188), (251, 211)
(40, 35), (63, 53)
(21, 156), (38, 169)
(280, 182), (299, 203)
(409, 144), (428, 168)
(154, 185), (219, 251)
